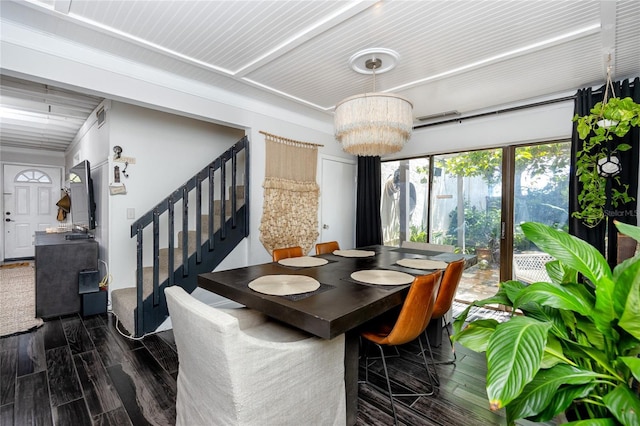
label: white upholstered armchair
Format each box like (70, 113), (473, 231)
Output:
(165, 286), (346, 426)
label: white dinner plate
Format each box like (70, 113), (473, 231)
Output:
(248, 275), (320, 296)
(350, 270), (414, 285)
(278, 256), (328, 267)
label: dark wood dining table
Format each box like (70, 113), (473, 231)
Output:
(198, 245), (476, 425)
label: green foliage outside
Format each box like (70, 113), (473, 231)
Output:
(408, 143), (570, 251)
(446, 203), (500, 253)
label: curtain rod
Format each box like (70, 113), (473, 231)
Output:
(415, 78), (637, 130)
(413, 95), (576, 129)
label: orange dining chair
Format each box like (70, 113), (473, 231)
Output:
(360, 270), (443, 425)
(272, 246), (304, 262)
(315, 241), (340, 255)
(425, 258), (466, 367)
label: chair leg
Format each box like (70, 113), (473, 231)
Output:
(375, 343), (400, 426)
(362, 339), (370, 384)
(367, 344), (401, 360)
(418, 333), (440, 387)
(362, 342), (436, 426)
(434, 322), (457, 365)
(362, 342), (400, 425)
(419, 317), (457, 365)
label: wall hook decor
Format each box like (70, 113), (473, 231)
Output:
(109, 165), (127, 195)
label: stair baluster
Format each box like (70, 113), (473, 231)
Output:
(181, 186), (189, 277)
(220, 155), (227, 240)
(152, 209), (160, 305)
(195, 175), (202, 264)
(208, 166), (215, 251)
(113, 136), (249, 337)
(168, 198), (175, 287)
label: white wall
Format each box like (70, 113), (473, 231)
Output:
(64, 100), (112, 269)
(0, 148), (66, 168)
(388, 99), (575, 159)
(71, 101), (246, 293)
(66, 100), (112, 171)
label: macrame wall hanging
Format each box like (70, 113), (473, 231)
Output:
(259, 131), (323, 255)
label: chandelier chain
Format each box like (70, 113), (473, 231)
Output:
(373, 64), (376, 92)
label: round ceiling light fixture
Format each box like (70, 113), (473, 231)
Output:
(349, 48), (400, 75)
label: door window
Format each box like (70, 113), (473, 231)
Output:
(15, 169), (52, 183)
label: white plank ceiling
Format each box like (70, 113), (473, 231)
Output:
(1, 0), (639, 151)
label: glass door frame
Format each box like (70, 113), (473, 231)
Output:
(500, 145), (515, 283)
(383, 139), (570, 286)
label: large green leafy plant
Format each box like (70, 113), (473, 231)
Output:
(572, 96), (640, 228)
(452, 221), (640, 425)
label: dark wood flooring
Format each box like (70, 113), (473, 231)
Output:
(0, 312), (553, 426)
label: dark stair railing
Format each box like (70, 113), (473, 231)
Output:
(129, 136), (249, 337)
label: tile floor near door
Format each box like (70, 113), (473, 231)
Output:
(0, 310), (552, 426)
(455, 265), (501, 303)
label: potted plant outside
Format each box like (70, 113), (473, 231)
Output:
(452, 220), (640, 425)
(572, 96), (640, 228)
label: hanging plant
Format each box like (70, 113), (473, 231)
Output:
(572, 92), (640, 228)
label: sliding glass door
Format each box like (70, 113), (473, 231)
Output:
(431, 149), (502, 301)
(511, 142), (570, 285)
(381, 141), (570, 303)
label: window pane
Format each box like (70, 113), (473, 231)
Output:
(15, 169), (52, 183)
(513, 142), (570, 283)
(431, 149), (502, 302)
(381, 158), (430, 245)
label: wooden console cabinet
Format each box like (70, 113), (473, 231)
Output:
(34, 232), (98, 318)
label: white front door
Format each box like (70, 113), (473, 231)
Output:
(3, 164), (62, 259)
(320, 157), (356, 249)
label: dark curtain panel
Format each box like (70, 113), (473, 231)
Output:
(569, 77), (639, 267)
(569, 87), (606, 251)
(356, 156), (383, 247)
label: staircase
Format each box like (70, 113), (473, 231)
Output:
(111, 137), (249, 337)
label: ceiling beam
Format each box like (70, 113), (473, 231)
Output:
(234, 1), (377, 77)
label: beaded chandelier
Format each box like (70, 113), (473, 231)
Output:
(334, 50), (413, 156)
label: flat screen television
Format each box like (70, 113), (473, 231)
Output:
(69, 160), (96, 231)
